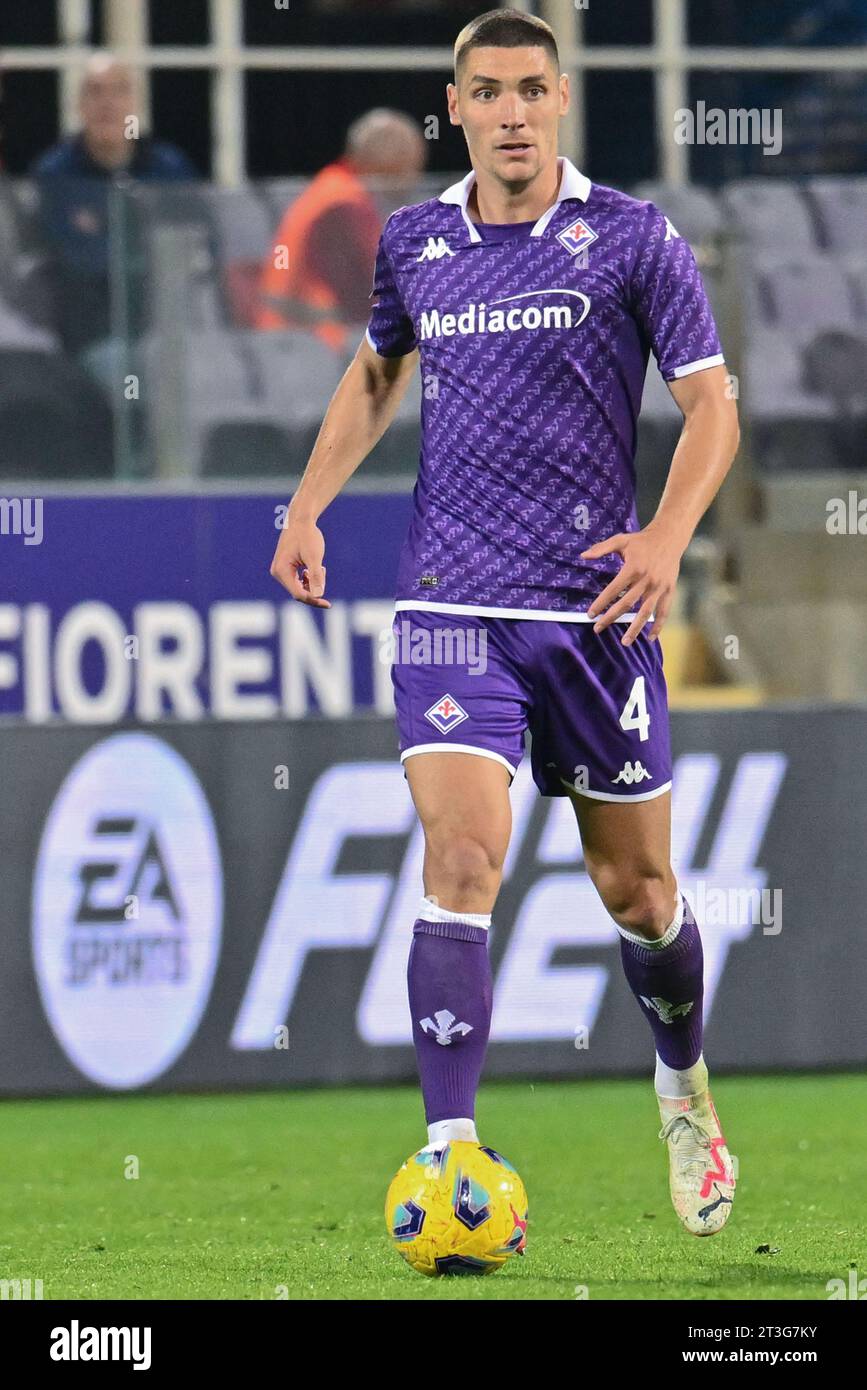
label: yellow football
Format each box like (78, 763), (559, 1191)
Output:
(385, 1141), (528, 1277)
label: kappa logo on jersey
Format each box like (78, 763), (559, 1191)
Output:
(424, 693), (469, 734)
(664, 216), (681, 242)
(417, 236), (455, 262)
(556, 217), (598, 257)
(612, 759), (653, 785)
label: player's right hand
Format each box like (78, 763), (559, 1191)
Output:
(269, 516), (331, 607)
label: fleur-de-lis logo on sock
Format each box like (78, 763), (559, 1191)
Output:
(639, 995), (694, 1024)
(419, 1009), (474, 1045)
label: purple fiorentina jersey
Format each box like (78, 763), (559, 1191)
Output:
(366, 156), (724, 617)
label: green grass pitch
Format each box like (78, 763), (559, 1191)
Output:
(1, 1073), (863, 1300)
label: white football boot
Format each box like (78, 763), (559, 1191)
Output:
(657, 1089), (737, 1236)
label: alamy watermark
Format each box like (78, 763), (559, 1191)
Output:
(693, 881), (782, 935)
(379, 618), (488, 675)
(827, 1267), (867, 1299)
(0, 1277), (44, 1299)
(826, 491), (867, 535)
(674, 102), (782, 157)
(0, 496), (43, 545)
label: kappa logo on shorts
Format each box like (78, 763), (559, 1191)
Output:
(424, 693), (468, 734)
(612, 760), (652, 786)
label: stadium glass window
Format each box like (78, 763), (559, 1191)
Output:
(686, 69), (867, 181)
(151, 69), (212, 177)
(1, 70), (59, 174)
(584, 71), (656, 190)
(246, 68), (465, 178)
(688, 0), (867, 46)
(148, 0), (210, 47)
(0, 0), (58, 47)
(244, 0), (484, 48)
(89, 0), (210, 45)
(584, 0), (653, 47)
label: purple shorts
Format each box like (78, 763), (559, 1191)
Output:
(391, 608), (672, 800)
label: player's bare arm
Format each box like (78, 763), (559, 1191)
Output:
(270, 336), (418, 606)
(582, 363), (740, 646)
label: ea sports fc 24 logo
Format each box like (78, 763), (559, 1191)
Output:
(32, 733), (222, 1088)
(231, 751), (786, 1051)
(418, 290), (590, 341)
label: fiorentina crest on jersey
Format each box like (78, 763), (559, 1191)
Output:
(556, 217), (598, 257)
(424, 694), (469, 734)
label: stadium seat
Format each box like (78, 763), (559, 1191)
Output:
(196, 186), (277, 328)
(167, 327), (345, 476)
(208, 185), (276, 262)
(748, 255), (858, 338)
(0, 295), (60, 352)
(806, 176), (867, 253)
(201, 420), (296, 477)
(722, 179), (819, 251)
(245, 328), (344, 420)
(743, 331), (832, 421)
(0, 348), (113, 478)
(187, 274), (228, 331)
(631, 181), (722, 248)
(844, 260), (867, 320)
(743, 331), (839, 471)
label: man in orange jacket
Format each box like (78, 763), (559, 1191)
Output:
(257, 109), (425, 353)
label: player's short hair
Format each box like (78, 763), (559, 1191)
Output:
(453, 9), (560, 86)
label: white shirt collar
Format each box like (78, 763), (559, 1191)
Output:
(438, 155), (592, 243)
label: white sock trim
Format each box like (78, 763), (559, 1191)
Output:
(427, 1118), (479, 1145)
(614, 889), (683, 949)
(418, 895), (491, 929)
(655, 1053), (708, 1100)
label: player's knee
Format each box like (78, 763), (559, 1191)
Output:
(425, 832), (503, 904)
(591, 863), (673, 939)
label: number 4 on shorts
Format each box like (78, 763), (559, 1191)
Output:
(619, 676), (649, 742)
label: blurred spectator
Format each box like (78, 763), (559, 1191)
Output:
(29, 53), (197, 358)
(0, 76), (114, 480)
(256, 108), (425, 352)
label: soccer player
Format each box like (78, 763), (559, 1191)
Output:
(271, 9), (740, 1236)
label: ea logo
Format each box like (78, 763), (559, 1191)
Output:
(32, 733), (223, 1088)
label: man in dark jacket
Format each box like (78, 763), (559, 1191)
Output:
(30, 53), (197, 355)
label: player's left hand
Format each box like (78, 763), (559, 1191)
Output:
(580, 523), (685, 646)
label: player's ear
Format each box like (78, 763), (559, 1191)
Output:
(446, 84), (461, 126)
(559, 73), (569, 115)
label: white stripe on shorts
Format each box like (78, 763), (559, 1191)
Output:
(401, 743), (518, 777)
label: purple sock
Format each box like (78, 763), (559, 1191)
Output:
(619, 895), (704, 1069)
(407, 916), (493, 1126)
